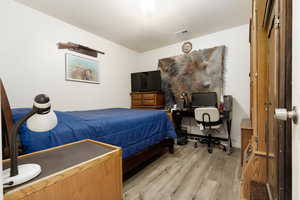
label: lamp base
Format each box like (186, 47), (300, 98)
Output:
(3, 164), (41, 188)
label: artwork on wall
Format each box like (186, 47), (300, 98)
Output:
(158, 45), (226, 106)
(65, 53), (100, 84)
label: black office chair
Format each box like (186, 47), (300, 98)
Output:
(192, 92), (226, 153)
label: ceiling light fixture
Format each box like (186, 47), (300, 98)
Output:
(140, 0), (157, 16)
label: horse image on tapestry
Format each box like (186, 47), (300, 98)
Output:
(158, 45), (226, 106)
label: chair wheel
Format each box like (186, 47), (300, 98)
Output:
(217, 144), (225, 151)
(221, 145), (227, 152)
(208, 148), (213, 153)
(194, 142), (198, 148)
(227, 148), (233, 155)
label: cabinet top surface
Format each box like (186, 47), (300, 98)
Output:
(3, 140), (118, 193)
(241, 118), (253, 130)
(130, 91), (163, 94)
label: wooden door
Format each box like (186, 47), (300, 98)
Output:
(264, 0), (292, 199)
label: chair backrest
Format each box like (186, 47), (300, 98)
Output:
(194, 107), (220, 123)
(191, 92), (218, 108)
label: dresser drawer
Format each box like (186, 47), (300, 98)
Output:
(143, 99), (156, 106)
(132, 94), (142, 100)
(142, 94), (156, 100)
(132, 99), (142, 106)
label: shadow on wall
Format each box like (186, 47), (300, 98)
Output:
(222, 46), (229, 92)
(230, 97), (249, 146)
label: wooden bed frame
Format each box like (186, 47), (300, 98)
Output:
(0, 79), (174, 175)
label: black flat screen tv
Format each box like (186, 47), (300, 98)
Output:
(131, 70), (161, 92)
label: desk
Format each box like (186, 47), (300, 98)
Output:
(4, 139), (122, 200)
(172, 109), (232, 149)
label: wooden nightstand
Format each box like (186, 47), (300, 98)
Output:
(4, 139), (122, 200)
(241, 119), (253, 166)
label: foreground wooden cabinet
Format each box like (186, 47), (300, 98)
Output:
(4, 140), (122, 200)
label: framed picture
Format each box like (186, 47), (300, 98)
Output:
(65, 53), (100, 84)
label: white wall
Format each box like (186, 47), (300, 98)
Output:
(0, 0), (139, 111)
(292, 0), (300, 199)
(136, 25), (250, 147)
(0, 0), (249, 149)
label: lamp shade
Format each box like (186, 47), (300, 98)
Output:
(27, 94), (58, 132)
(27, 110), (57, 132)
(3, 94), (58, 188)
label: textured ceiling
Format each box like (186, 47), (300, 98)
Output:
(17, 0), (251, 52)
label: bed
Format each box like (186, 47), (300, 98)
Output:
(1, 80), (176, 174)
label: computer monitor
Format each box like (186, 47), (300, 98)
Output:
(191, 92), (218, 108)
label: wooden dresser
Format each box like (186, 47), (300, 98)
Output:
(4, 140), (122, 200)
(131, 91), (164, 109)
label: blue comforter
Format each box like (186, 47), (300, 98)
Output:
(12, 108), (176, 158)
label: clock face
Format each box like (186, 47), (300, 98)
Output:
(182, 42), (192, 54)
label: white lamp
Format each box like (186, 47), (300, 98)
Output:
(2, 94), (58, 188)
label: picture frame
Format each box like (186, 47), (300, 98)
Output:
(65, 53), (100, 84)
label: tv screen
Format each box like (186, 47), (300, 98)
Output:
(131, 70), (161, 92)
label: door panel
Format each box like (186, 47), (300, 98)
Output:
(292, 1), (300, 199)
(265, 0), (292, 199)
(265, 1), (280, 199)
(267, 15), (279, 199)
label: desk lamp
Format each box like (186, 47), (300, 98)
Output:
(2, 94), (58, 188)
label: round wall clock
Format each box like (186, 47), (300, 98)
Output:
(182, 41), (193, 54)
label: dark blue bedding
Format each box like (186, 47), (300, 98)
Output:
(12, 108), (176, 158)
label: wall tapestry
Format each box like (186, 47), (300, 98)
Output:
(158, 45), (226, 106)
(65, 53), (100, 84)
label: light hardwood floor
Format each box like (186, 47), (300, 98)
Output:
(123, 143), (241, 200)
